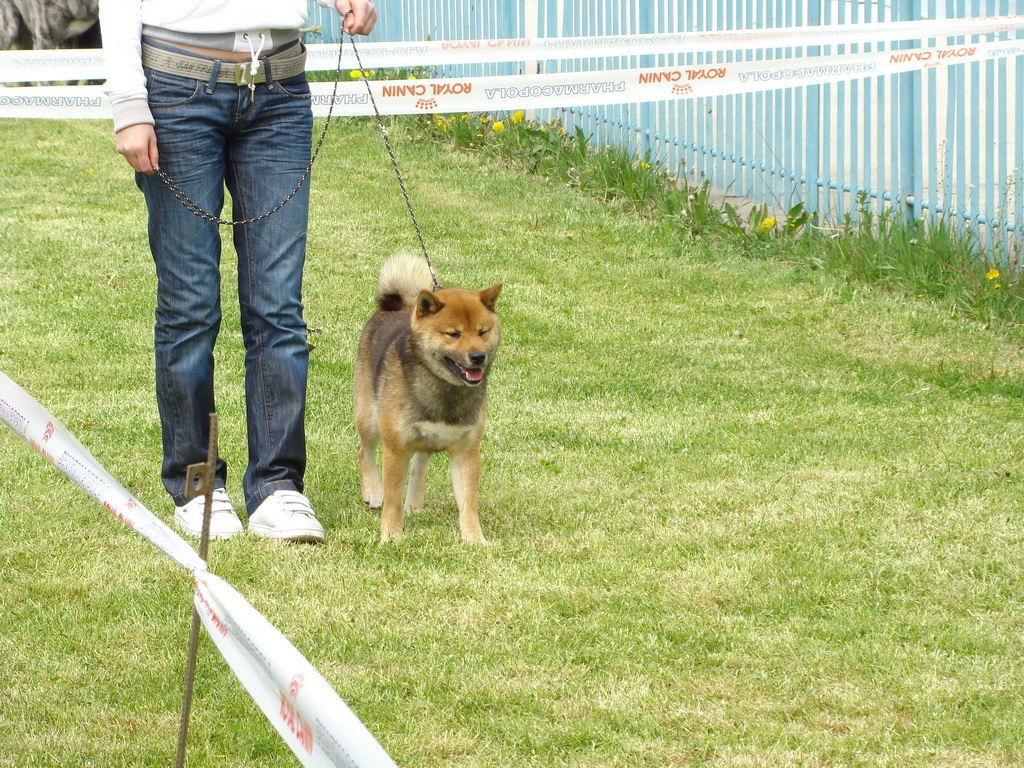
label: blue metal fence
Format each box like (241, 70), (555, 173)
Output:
(306, 0), (1024, 262)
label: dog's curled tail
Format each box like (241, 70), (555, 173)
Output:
(376, 253), (436, 312)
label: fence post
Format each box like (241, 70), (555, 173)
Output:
(804, 0), (822, 218)
(639, 1), (655, 160)
(898, 0), (923, 223)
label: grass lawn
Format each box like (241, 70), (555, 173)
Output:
(1, 117), (1023, 767)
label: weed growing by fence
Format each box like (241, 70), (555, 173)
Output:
(403, 105), (1023, 330)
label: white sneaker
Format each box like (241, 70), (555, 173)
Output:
(248, 490), (325, 543)
(174, 488), (243, 539)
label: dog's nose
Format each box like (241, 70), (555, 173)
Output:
(468, 351), (487, 366)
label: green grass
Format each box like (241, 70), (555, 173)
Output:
(2, 117), (1024, 767)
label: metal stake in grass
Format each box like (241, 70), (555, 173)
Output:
(175, 412), (219, 768)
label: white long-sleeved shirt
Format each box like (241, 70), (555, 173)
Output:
(99, 0), (334, 132)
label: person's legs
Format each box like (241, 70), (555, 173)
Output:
(137, 67), (235, 506)
(223, 69), (314, 516)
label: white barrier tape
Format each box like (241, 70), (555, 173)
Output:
(194, 572), (399, 768)
(2, 16), (1022, 82)
(309, 37), (1024, 115)
(7, 36), (1024, 119)
(0, 49), (105, 83)
(0, 370), (206, 572)
(3, 37), (1022, 120)
(0, 368), (398, 765)
(303, 15), (1024, 72)
(0, 85), (107, 117)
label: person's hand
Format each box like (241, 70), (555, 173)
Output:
(335, 0), (377, 35)
(115, 123), (159, 174)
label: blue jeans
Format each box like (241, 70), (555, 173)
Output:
(136, 50), (313, 516)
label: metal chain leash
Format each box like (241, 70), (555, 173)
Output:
(154, 14), (441, 289)
(153, 20), (350, 228)
(345, 28), (440, 289)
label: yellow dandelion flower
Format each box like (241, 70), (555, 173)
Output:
(492, 121), (505, 133)
(512, 110), (525, 124)
(640, 162), (651, 169)
(759, 217), (777, 232)
(349, 70), (363, 78)
(987, 268), (1000, 280)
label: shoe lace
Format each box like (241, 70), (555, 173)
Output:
(209, 488), (235, 515)
(277, 490), (316, 518)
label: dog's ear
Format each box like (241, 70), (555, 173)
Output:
(478, 283), (503, 312)
(416, 289), (445, 318)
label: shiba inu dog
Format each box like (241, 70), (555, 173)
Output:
(354, 254), (502, 544)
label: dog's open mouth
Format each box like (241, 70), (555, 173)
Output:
(444, 358), (485, 385)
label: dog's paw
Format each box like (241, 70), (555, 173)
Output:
(363, 489), (383, 509)
(461, 532), (489, 546)
(380, 513), (404, 542)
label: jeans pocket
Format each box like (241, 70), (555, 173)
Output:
(272, 74), (312, 102)
(146, 69), (202, 109)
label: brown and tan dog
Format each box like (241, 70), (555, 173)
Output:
(354, 254), (502, 543)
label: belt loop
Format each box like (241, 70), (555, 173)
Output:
(263, 56), (275, 90)
(206, 60), (221, 94)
